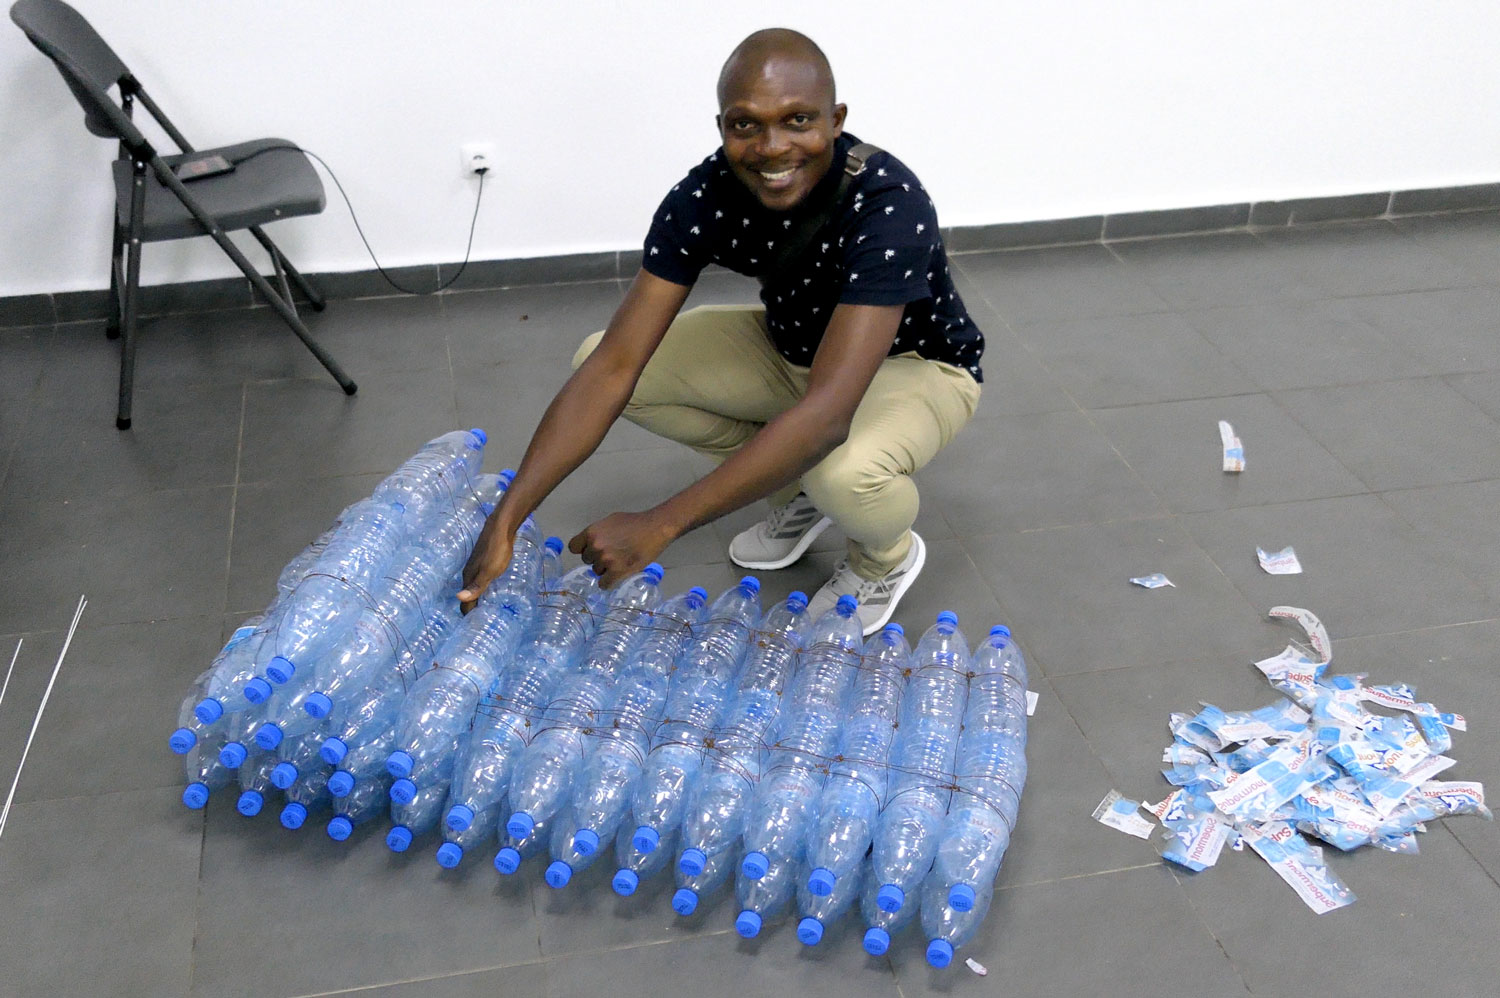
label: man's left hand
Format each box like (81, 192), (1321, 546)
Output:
(569, 510), (678, 586)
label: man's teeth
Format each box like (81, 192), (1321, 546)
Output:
(759, 168), (794, 181)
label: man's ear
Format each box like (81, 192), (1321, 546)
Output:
(714, 113), (723, 136)
(831, 103), (848, 136)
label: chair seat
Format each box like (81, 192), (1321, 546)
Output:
(112, 137), (324, 241)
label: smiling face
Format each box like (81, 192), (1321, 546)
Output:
(717, 52), (847, 212)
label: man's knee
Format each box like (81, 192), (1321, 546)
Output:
(801, 439), (901, 506)
(572, 330), (605, 372)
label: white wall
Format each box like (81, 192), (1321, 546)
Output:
(4, 0), (1499, 297)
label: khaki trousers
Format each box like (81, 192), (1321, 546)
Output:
(573, 305), (981, 578)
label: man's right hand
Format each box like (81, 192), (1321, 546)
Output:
(458, 512), (517, 613)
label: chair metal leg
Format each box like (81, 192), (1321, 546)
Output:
(249, 226), (326, 312)
(106, 221), (125, 340)
(117, 161), (148, 430)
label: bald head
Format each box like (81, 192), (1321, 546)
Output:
(717, 28), (836, 113)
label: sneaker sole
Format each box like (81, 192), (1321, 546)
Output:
(860, 531), (927, 636)
(729, 515), (833, 571)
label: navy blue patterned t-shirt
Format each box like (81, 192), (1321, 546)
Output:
(641, 133), (984, 382)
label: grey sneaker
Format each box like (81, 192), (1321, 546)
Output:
(728, 493), (832, 571)
(806, 531), (927, 635)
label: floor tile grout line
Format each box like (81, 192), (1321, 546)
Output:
(1164, 864), (1258, 997)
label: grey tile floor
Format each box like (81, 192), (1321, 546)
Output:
(1, 213), (1498, 997)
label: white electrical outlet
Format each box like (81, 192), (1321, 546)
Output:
(460, 142), (496, 177)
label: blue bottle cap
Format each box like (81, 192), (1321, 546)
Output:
(327, 816), (353, 841)
(807, 867), (836, 896)
(926, 938), (955, 969)
(797, 917), (824, 946)
(218, 741), (248, 769)
(786, 590), (808, 611)
(643, 562), (664, 584)
(877, 883), (904, 913)
(545, 860), (573, 888)
(446, 803), (475, 832)
(468, 427), (488, 448)
(671, 888), (699, 916)
(679, 848), (707, 877)
(500, 468), (517, 485)
(436, 842), (463, 869)
(266, 656), (295, 684)
(949, 883), (977, 911)
(280, 802), (307, 829)
(688, 586), (708, 601)
(632, 824), (659, 853)
(863, 927), (891, 956)
(936, 610), (959, 628)
(612, 868), (639, 896)
(493, 846), (521, 874)
(734, 909), (762, 938)
(182, 782), (211, 809)
(320, 737), (349, 766)
(884, 622), (904, 636)
(387, 750), (414, 779)
(572, 828), (600, 855)
(738, 575), (760, 595)
(741, 851), (769, 880)
(506, 811), (535, 840)
(386, 826), (413, 852)
(836, 594), (858, 616)
(243, 677), (272, 704)
(327, 771), (355, 797)
(990, 624), (1011, 638)
(194, 697), (224, 724)
(168, 727), (197, 754)
(236, 790), (263, 817)
(305, 692), (333, 718)
(545, 535), (564, 554)
(270, 762), (299, 790)
(254, 723), (284, 751)
(390, 778), (417, 804)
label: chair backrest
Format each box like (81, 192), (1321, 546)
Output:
(11, 0), (133, 138)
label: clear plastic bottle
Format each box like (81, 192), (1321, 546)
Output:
(181, 728), (233, 809)
(234, 749), (281, 817)
(371, 428), (487, 532)
(796, 856), (864, 946)
(385, 779), (449, 853)
(805, 622), (911, 896)
(269, 730), (329, 792)
(434, 800), (504, 869)
(868, 611), (971, 915)
(733, 851), (798, 938)
(626, 577), (762, 856)
(740, 595), (863, 880)
(547, 587), (709, 883)
(678, 592), (809, 880)
(493, 808), (557, 877)
(505, 564), (666, 841)
(610, 822), (679, 897)
(182, 619), (266, 732)
(279, 767), (332, 830)
(326, 772), (393, 841)
(919, 875), (994, 968)
(671, 838), (738, 916)
(931, 624), (1028, 912)
(858, 865), (921, 956)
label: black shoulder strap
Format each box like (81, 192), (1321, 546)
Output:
(759, 142), (882, 287)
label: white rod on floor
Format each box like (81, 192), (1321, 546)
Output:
(0, 596), (86, 841)
(0, 638), (20, 711)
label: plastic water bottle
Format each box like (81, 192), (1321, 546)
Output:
(436, 562), (601, 835)
(506, 564), (665, 842)
(276, 521), (341, 600)
(868, 611), (971, 915)
(540, 535), (564, 588)
(733, 851), (798, 938)
(327, 772), (393, 841)
(550, 587), (709, 882)
(494, 808), (557, 876)
(678, 592), (809, 877)
(258, 497), (410, 685)
(183, 619), (266, 732)
(741, 595), (863, 880)
(372, 428), (487, 532)
(919, 875), (994, 968)
(611, 822), (679, 897)
(858, 868), (920, 956)
(435, 800), (504, 869)
(805, 622), (911, 896)
(269, 731), (329, 791)
(627, 577), (762, 855)
(671, 838), (738, 916)
(386, 779), (449, 853)
(931, 625), (1027, 913)
(168, 667), (216, 756)
(234, 749), (280, 817)
(280, 767), (332, 830)
(213, 706), (270, 770)
(796, 857), (864, 946)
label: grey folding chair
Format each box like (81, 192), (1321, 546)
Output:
(10, 0), (356, 429)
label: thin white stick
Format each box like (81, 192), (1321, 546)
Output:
(0, 638), (20, 711)
(0, 597), (86, 840)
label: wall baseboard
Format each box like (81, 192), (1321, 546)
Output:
(5, 182), (1498, 329)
